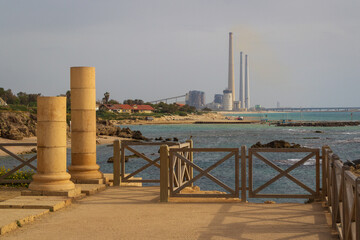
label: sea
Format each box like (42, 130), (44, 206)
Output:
(2, 111), (360, 203)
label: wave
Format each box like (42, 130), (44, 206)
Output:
(274, 158), (317, 166)
(335, 138), (360, 144)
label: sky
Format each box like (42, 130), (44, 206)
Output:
(0, 0), (359, 108)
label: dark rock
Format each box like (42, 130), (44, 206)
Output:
(165, 138), (171, 141)
(155, 137), (163, 141)
(173, 137), (179, 142)
(251, 140), (302, 149)
(107, 157), (114, 163)
(0, 112), (37, 140)
(314, 130), (323, 133)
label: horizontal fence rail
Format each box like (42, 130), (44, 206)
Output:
(0, 143), (37, 184)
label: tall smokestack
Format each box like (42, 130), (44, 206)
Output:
(239, 52), (244, 109)
(245, 54), (250, 109)
(228, 32), (235, 103)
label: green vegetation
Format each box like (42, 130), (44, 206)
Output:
(96, 100), (199, 121)
(0, 166), (35, 188)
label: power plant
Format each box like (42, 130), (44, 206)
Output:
(188, 32), (252, 111)
(215, 32), (251, 111)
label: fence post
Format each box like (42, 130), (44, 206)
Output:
(186, 139), (194, 187)
(160, 145), (170, 202)
(121, 143), (126, 181)
(342, 164), (349, 239)
(356, 178), (360, 239)
(113, 140), (121, 186)
(241, 146), (247, 203)
(322, 146), (328, 201)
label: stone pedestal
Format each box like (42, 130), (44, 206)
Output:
(68, 67), (103, 182)
(29, 97), (76, 193)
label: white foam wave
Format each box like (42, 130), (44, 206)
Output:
(274, 158), (317, 166)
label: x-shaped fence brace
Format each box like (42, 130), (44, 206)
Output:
(121, 145), (161, 183)
(170, 149), (238, 197)
(249, 149), (319, 198)
(0, 143), (37, 183)
(171, 150), (190, 188)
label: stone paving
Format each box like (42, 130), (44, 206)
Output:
(0, 186), (337, 240)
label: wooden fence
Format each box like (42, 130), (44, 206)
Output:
(168, 147), (240, 199)
(0, 143), (37, 184)
(248, 148), (320, 199)
(112, 140), (190, 186)
(322, 146), (360, 240)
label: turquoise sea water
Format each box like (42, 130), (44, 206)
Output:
(2, 111), (360, 203)
(229, 111), (360, 122)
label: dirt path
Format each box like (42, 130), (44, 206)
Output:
(2, 187), (335, 240)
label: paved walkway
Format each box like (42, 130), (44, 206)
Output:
(2, 187), (335, 240)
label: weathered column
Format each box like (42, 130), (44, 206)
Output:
(29, 97), (75, 192)
(68, 67), (103, 182)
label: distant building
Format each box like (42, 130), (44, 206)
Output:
(132, 105), (155, 113)
(0, 97), (7, 106)
(206, 102), (222, 110)
(255, 105), (263, 111)
(222, 89), (233, 111)
(214, 94), (223, 104)
(233, 101), (240, 111)
(185, 90), (205, 109)
(99, 104), (154, 114)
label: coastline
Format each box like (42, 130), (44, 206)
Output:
(115, 112), (260, 125)
(0, 135), (130, 157)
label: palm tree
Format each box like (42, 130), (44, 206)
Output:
(104, 92), (110, 104)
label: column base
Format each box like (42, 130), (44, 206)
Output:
(29, 172), (75, 192)
(22, 186), (82, 198)
(68, 164), (104, 182)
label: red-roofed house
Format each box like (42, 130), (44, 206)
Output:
(99, 104), (154, 114)
(132, 105), (154, 113)
(99, 104), (133, 113)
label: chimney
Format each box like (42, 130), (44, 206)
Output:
(228, 32), (235, 103)
(245, 54), (250, 109)
(239, 52), (244, 109)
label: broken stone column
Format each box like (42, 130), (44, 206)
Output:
(29, 97), (75, 193)
(68, 67), (103, 182)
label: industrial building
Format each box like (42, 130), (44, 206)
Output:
(185, 90), (205, 109)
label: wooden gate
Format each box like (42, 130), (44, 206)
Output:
(0, 143), (37, 184)
(169, 148), (239, 198)
(248, 148), (320, 199)
(120, 141), (189, 184)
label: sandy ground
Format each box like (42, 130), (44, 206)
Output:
(118, 112), (260, 125)
(1, 187), (336, 240)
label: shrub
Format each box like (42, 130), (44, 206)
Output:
(0, 166), (35, 188)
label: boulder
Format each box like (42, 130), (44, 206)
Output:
(251, 140), (301, 149)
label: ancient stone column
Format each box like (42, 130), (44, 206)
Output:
(29, 97), (75, 192)
(68, 67), (103, 181)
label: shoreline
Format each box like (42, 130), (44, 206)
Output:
(114, 112), (260, 125)
(0, 135), (131, 157)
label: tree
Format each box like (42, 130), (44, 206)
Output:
(103, 92), (110, 104)
(0, 88), (18, 104)
(66, 90), (71, 111)
(108, 99), (119, 104)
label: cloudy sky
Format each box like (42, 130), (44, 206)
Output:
(0, 0), (359, 107)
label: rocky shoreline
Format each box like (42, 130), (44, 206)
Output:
(0, 111), (148, 141)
